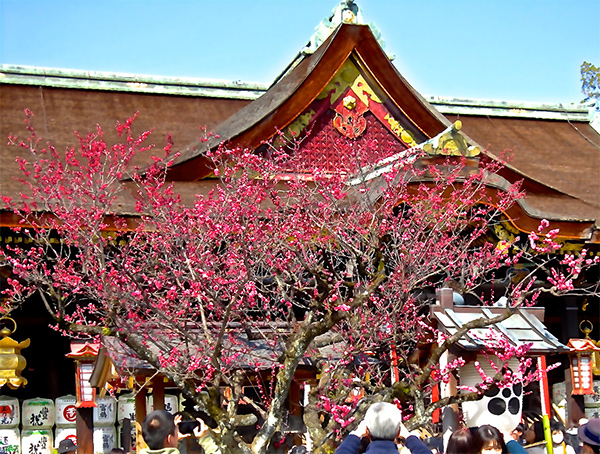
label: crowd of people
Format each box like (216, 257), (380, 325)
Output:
(53, 406), (600, 454)
(333, 402), (600, 454)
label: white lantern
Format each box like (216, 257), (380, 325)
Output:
(460, 356), (523, 430)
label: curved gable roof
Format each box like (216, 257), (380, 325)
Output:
(166, 24), (452, 181)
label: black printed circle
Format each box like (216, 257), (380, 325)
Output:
(488, 398), (506, 415)
(508, 397), (520, 415)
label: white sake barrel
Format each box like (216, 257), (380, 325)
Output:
(584, 406), (600, 419)
(22, 399), (55, 429)
(55, 427), (77, 447)
(552, 382), (567, 405)
(0, 396), (20, 428)
(147, 394), (179, 414)
(583, 380), (600, 407)
(93, 396), (117, 426)
(94, 426), (116, 454)
(117, 394), (136, 423)
(0, 427), (20, 454)
(21, 429), (52, 454)
(55, 395), (78, 427)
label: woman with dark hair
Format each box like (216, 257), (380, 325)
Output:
(446, 428), (474, 454)
(472, 425), (507, 454)
(545, 422), (575, 454)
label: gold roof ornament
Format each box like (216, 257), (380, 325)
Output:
(422, 121), (481, 157)
(0, 317), (30, 389)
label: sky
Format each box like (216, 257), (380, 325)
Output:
(1, 0), (599, 105)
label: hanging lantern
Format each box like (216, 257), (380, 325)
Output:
(0, 316), (30, 389)
(567, 321), (600, 396)
(66, 342), (100, 408)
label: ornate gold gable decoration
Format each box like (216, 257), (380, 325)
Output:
(422, 121), (480, 157)
(0, 317), (30, 389)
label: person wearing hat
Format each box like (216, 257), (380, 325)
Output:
(577, 418), (600, 454)
(57, 439), (77, 454)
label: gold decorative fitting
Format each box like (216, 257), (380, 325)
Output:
(343, 95), (357, 110)
(0, 317), (30, 389)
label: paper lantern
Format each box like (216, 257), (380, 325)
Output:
(567, 338), (600, 395)
(66, 342), (100, 408)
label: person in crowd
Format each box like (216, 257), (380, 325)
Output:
(470, 424), (529, 454)
(140, 410), (180, 454)
(511, 424), (527, 446)
(335, 402), (432, 454)
(577, 418), (599, 454)
(472, 425), (508, 454)
(446, 428), (474, 454)
(545, 422), (575, 454)
(57, 439), (77, 454)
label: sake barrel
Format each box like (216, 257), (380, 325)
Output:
(584, 406), (600, 419)
(54, 427), (77, 447)
(21, 399), (55, 429)
(147, 394), (179, 414)
(0, 396), (20, 428)
(583, 380), (600, 407)
(0, 427), (20, 454)
(552, 382), (567, 405)
(117, 394), (136, 423)
(93, 396), (117, 426)
(93, 426), (116, 454)
(21, 429), (52, 454)
(55, 396), (77, 427)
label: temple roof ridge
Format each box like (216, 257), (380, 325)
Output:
(0, 64), (268, 100)
(270, 1), (391, 87)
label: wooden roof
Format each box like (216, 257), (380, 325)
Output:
(1, 24), (599, 244)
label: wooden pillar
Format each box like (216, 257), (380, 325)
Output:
(76, 407), (94, 454)
(152, 376), (166, 411)
(135, 386), (148, 451)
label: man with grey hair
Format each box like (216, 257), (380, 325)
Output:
(335, 402), (432, 454)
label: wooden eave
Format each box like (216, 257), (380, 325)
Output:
(165, 24), (452, 181)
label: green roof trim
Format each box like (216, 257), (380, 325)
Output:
(0, 65), (268, 100)
(426, 96), (592, 122)
(0, 65), (594, 121)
